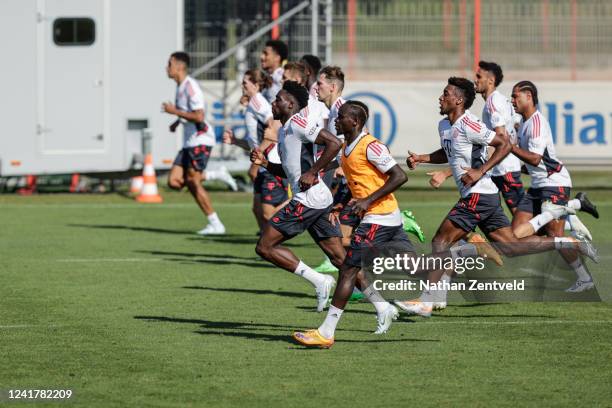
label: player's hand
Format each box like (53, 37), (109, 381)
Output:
(240, 95), (249, 107)
(328, 203), (343, 226)
(162, 102), (177, 115)
(223, 129), (236, 145)
(406, 151), (420, 170)
(169, 120), (179, 133)
(460, 166), (484, 187)
(298, 170), (318, 191)
(248, 164), (259, 182)
(427, 171), (449, 189)
(250, 148), (266, 166)
(348, 197), (370, 218)
(334, 166), (345, 178)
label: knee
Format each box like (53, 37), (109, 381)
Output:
(168, 178), (183, 190)
(341, 237), (352, 248)
(255, 240), (271, 260)
(329, 251), (346, 268)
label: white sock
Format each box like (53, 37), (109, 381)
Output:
(207, 212), (222, 226)
(362, 286), (389, 314)
(554, 237), (575, 250)
(437, 274), (450, 302)
(450, 243), (478, 259)
(420, 289), (434, 307)
(564, 219), (571, 231)
(568, 199), (581, 210)
(569, 258), (591, 281)
(318, 305), (343, 339)
(528, 212), (555, 233)
(294, 261), (326, 287)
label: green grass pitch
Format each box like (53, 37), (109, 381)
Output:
(1, 179), (611, 407)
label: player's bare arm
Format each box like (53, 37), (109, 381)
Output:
(510, 144), (543, 167)
(407, 148), (448, 169)
(460, 130), (510, 187)
(349, 164), (407, 217)
(298, 128), (341, 190)
(250, 148), (286, 178)
(162, 102), (204, 124)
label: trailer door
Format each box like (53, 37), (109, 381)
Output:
(40, 0), (105, 154)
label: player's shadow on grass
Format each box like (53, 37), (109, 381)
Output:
(135, 316), (439, 345)
(183, 286), (311, 299)
(186, 236), (313, 248)
(69, 223), (194, 235)
(135, 250), (273, 269)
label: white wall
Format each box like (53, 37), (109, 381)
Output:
(202, 80), (612, 166)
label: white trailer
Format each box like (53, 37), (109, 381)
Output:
(0, 0), (184, 176)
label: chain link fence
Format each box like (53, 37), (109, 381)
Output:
(185, 0), (612, 80)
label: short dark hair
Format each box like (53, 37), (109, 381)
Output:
(514, 80), (539, 106)
(282, 80), (309, 110)
(171, 51), (190, 67)
(448, 77), (476, 109)
(345, 100), (369, 127)
(319, 66), (345, 91)
(300, 55), (322, 76)
(265, 40), (289, 62)
(478, 60), (504, 86)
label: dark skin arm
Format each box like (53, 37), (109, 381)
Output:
(350, 165), (408, 217)
(298, 128), (341, 190)
(406, 148), (448, 169)
(250, 148), (287, 178)
(511, 144), (543, 167)
(460, 129), (511, 187)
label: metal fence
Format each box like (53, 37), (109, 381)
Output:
(185, 0), (612, 80)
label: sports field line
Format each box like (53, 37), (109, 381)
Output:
(0, 324), (66, 329)
(55, 258), (163, 263)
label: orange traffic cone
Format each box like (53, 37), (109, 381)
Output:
(130, 176), (144, 194)
(136, 154), (162, 203)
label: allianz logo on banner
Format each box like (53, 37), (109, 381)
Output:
(541, 102), (608, 146)
(209, 96), (608, 151)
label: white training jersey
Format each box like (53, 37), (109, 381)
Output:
(439, 111), (499, 198)
(304, 94), (331, 161)
(262, 67), (284, 103)
(278, 112), (333, 209)
(518, 110), (572, 188)
(327, 97), (346, 140)
(175, 76), (215, 147)
(344, 131), (401, 226)
(244, 92), (282, 169)
(482, 90), (522, 176)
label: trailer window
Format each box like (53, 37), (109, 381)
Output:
(53, 18), (95, 46)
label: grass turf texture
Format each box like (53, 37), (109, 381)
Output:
(1, 181), (611, 407)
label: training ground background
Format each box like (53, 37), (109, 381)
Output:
(1, 171), (611, 407)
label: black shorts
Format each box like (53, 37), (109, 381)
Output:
(345, 223), (415, 268)
(448, 193), (511, 234)
(173, 145), (212, 171)
(517, 186), (571, 215)
(491, 171), (525, 210)
(270, 200), (342, 242)
(333, 181), (361, 227)
(254, 171), (288, 206)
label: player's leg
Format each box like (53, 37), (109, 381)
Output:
(202, 146), (237, 191)
(185, 167), (226, 235)
(256, 201), (336, 310)
(167, 151), (186, 190)
(252, 194), (265, 231)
